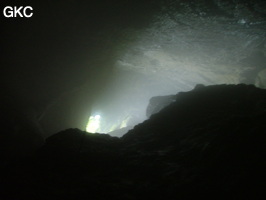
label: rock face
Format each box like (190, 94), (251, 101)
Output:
(146, 94), (176, 118)
(1, 84), (266, 199)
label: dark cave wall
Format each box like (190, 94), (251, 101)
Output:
(0, 91), (44, 159)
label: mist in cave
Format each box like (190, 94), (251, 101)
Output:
(1, 0), (266, 199)
(1, 0), (266, 137)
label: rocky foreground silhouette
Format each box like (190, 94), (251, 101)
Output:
(1, 84), (266, 199)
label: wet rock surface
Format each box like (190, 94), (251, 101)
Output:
(1, 84), (266, 199)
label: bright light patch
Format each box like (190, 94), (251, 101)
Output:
(85, 113), (131, 134)
(86, 115), (101, 133)
(120, 116), (129, 129)
(95, 115), (101, 120)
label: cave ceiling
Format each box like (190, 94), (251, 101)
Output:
(112, 0), (266, 91)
